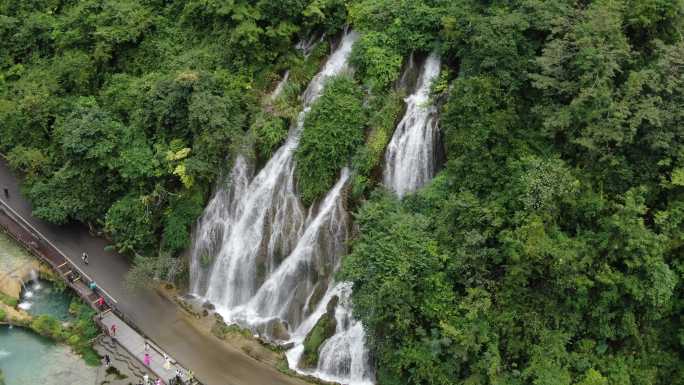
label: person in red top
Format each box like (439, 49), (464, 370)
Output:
(97, 296), (105, 309)
(110, 324), (117, 336)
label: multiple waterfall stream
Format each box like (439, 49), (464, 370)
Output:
(189, 30), (373, 384)
(189, 33), (443, 385)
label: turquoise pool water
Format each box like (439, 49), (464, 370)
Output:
(18, 279), (73, 321)
(0, 325), (97, 385)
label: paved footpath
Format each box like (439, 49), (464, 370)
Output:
(100, 311), (181, 382)
(0, 159), (310, 385)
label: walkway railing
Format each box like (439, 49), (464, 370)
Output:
(0, 197), (202, 385)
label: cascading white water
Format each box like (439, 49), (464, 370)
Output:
(383, 53), (442, 197)
(287, 282), (374, 385)
(190, 29), (357, 310)
(270, 71), (290, 101)
(232, 168), (350, 327)
(189, 154), (253, 296)
(189, 31), (373, 384)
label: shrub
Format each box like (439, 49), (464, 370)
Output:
(300, 313), (336, 368)
(350, 92), (404, 197)
(295, 76), (366, 205)
(350, 32), (403, 92)
(251, 111), (289, 161)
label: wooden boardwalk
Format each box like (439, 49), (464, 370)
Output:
(0, 197), (195, 384)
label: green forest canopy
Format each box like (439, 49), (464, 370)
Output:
(1, 1), (683, 385)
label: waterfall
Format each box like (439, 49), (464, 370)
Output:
(189, 30), (372, 384)
(287, 282), (374, 385)
(189, 154), (253, 296)
(383, 53), (442, 197)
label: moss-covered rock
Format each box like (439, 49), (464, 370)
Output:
(299, 296), (339, 369)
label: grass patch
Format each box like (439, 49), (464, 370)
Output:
(211, 314), (253, 340)
(0, 292), (18, 307)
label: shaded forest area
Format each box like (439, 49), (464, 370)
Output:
(1, 1), (683, 385)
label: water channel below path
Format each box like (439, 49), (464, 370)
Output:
(0, 232), (98, 385)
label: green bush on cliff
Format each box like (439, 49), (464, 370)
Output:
(300, 312), (337, 368)
(295, 76), (367, 206)
(0, 308), (6, 321)
(350, 31), (403, 92)
(350, 91), (404, 198)
(252, 111), (290, 161)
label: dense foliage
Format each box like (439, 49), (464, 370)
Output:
(3, 1), (684, 384)
(0, 0), (347, 259)
(342, 1), (684, 385)
(295, 76), (366, 205)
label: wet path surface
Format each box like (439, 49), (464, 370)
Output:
(0, 159), (310, 385)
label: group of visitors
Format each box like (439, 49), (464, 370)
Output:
(138, 369), (195, 385)
(79, 251), (197, 385)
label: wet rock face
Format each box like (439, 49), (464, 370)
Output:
(257, 318), (291, 341)
(298, 295), (339, 369)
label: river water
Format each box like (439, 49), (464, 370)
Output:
(0, 326), (97, 385)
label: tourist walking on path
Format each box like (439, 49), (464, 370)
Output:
(104, 354), (111, 367)
(81, 251), (89, 265)
(97, 296), (105, 310)
(163, 353), (171, 369)
(145, 340), (150, 351)
(3, 187), (8, 199)
(110, 324), (117, 336)
(143, 374), (149, 384)
(144, 353), (151, 366)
